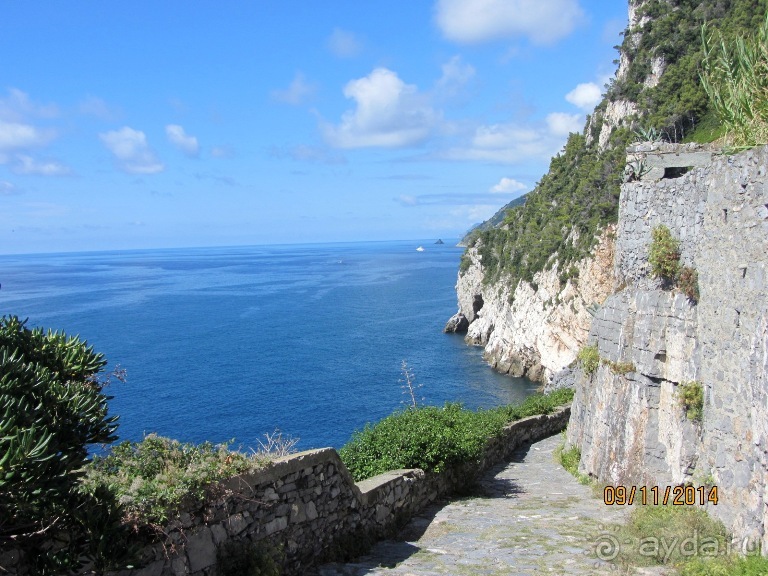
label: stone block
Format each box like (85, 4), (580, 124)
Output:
(186, 527), (217, 573)
(264, 516), (288, 535)
(290, 502), (307, 523)
(226, 513), (248, 535)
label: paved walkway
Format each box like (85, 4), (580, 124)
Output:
(311, 434), (665, 575)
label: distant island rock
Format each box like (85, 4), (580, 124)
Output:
(435, 239), (444, 244)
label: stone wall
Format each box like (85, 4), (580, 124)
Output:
(567, 145), (768, 549)
(2, 408), (569, 576)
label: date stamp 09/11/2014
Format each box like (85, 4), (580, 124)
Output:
(603, 485), (719, 506)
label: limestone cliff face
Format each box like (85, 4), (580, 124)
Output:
(568, 146), (768, 549)
(455, 227), (616, 382)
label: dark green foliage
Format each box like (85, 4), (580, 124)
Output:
(471, 127), (630, 289)
(649, 225), (681, 281)
(339, 389), (574, 482)
(461, 194), (528, 245)
(217, 540), (282, 576)
(701, 10), (768, 148)
(0, 315), (120, 572)
(460, 0), (766, 292)
(612, 0), (768, 140)
(458, 253), (472, 275)
(83, 434), (264, 526)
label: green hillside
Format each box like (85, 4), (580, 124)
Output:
(463, 0), (767, 291)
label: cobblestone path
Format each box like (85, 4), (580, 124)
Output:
(311, 434), (664, 575)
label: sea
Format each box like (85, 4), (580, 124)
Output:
(0, 240), (537, 451)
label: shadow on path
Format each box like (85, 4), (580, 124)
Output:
(311, 434), (633, 576)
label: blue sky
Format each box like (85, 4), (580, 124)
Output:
(1, 0), (627, 254)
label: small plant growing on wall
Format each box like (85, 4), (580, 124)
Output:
(649, 225), (681, 282)
(577, 344), (600, 376)
(679, 381), (704, 422)
(677, 266), (700, 302)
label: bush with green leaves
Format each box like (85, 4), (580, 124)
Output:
(339, 389), (573, 482)
(577, 344), (600, 376)
(82, 434), (267, 526)
(677, 266), (700, 302)
(0, 315), (121, 572)
(649, 225), (681, 282)
(679, 381), (704, 422)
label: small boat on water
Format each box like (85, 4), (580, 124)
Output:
(416, 246), (425, 252)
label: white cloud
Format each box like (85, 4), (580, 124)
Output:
(436, 55), (475, 96)
(323, 68), (439, 149)
(100, 127), (164, 174)
(565, 82), (602, 110)
(546, 112), (582, 136)
(451, 204), (499, 223)
(490, 177), (526, 194)
(0, 121), (55, 151)
(440, 112), (584, 165)
(79, 96), (118, 120)
(271, 72), (316, 105)
(0, 180), (16, 195)
(435, 0), (585, 45)
(211, 145), (234, 158)
(165, 124), (200, 157)
(0, 88), (58, 122)
(327, 28), (363, 58)
(442, 123), (554, 164)
(12, 155), (71, 176)
(397, 194), (418, 206)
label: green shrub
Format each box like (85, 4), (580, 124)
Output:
(613, 504), (728, 569)
(679, 381), (704, 422)
(554, 434), (589, 484)
(0, 315), (120, 571)
(677, 266), (700, 302)
(577, 344), (600, 376)
(649, 225), (681, 282)
(459, 254), (472, 275)
(680, 554), (768, 575)
(83, 435), (266, 526)
(339, 390), (574, 482)
(701, 11), (768, 149)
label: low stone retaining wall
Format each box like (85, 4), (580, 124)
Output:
(4, 407), (570, 576)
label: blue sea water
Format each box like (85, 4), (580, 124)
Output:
(0, 240), (537, 451)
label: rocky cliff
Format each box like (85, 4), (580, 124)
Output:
(451, 227), (616, 382)
(568, 145), (768, 549)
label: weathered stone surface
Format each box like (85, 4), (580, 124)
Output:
(442, 312), (468, 333)
(185, 528), (216, 573)
(568, 144), (768, 552)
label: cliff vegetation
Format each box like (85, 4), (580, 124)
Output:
(462, 0), (767, 294)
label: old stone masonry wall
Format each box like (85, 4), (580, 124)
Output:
(2, 409), (569, 576)
(567, 145), (768, 549)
